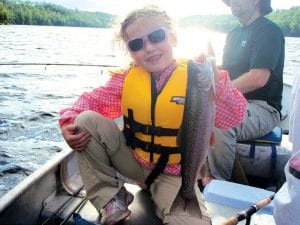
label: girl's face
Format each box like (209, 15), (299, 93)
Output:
(125, 17), (176, 74)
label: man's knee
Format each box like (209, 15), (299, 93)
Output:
(214, 127), (237, 142)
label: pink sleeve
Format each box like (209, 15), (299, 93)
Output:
(59, 71), (126, 127)
(215, 70), (247, 130)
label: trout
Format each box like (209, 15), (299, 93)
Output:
(170, 60), (215, 218)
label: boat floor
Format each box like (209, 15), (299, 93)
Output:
(74, 184), (163, 225)
(60, 182), (275, 225)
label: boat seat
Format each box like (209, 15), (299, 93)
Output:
(238, 126), (282, 145)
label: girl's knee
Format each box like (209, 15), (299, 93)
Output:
(75, 110), (109, 131)
(75, 110), (99, 124)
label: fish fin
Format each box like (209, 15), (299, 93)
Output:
(170, 192), (185, 213)
(170, 192), (202, 218)
(207, 39), (215, 58)
(184, 198), (203, 218)
(199, 163), (207, 179)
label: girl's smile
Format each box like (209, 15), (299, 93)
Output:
(125, 17), (176, 74)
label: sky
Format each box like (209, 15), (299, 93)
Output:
(30, 0), (300, 18)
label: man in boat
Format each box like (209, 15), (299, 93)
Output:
(205, 0), (285, 183)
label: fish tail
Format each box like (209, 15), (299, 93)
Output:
(170, 192), (202, 218)
(184, 197), (203, 218)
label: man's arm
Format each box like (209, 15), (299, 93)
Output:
(232, 68), (271, 94)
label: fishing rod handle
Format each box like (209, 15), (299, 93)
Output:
(256, 197), (272, 209)
(222, 216), (238, 225)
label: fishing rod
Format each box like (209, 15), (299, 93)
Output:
(222, 194), (275, 225)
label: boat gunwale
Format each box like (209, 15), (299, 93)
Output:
(0, 146), (73, 213)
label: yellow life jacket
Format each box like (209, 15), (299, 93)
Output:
(121, 59), (188, 165)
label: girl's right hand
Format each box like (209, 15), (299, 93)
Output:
(61, 123), (91, 151)
(195, 40), (222, 82)
(194, 53), (222, 82)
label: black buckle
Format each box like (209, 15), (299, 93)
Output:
(145, 142), (150, 151)
(145, 126), (150, 135)
(145, 142), (162, 153)
(145, 126), (162, 136)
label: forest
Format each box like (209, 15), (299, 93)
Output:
(180, 6), (300, 37)
(0, 0), (115, 28)
(1, 0), (300, 37)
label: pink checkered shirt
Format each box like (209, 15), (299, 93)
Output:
(59, 63), (246, 175)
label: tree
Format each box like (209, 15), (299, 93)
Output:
(0, 3), (8, 24)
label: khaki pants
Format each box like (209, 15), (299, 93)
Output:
(209, 100), (281, 180)
(74, 110), (211, 225)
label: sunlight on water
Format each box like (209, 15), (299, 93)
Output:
(284, 37), (300, 86)
(175, 27), (226, 65)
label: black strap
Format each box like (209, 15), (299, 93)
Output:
(270, 144), (277, 179)
(145, 152), (170, 190)
(123, 109), (135, 146)
(130, 136), (182, 154)
(249, 143), (277, 179)
(123, 116), (179, 136)
(150, 74), (157, 162)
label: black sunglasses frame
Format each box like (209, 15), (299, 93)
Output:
(127, 28), (166, 52)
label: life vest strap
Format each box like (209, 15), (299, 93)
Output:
(123, 116), (179, 136)
(130, 136), (182, 154)
(145, 152), (170, 190)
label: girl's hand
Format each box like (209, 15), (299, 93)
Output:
(195, 40), (223, 82)
(194, 53), (222, 82)
(61, 123), (91, 151)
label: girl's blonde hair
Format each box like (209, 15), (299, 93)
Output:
(116, 5), (176, 42)
(111, 5), (177, 69)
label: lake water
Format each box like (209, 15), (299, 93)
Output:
(0, 25), (299, 198)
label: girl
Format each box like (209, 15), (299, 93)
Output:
(60, 5), (246, 225)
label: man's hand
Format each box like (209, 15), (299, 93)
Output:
(61, 123), (91, 151)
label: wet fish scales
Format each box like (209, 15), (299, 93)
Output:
(170, 61), (215, 218)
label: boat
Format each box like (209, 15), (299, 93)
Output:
(0, 83), (293, 225)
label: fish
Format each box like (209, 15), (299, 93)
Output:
(170, 59), (215, 218)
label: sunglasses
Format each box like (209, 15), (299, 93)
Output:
(127, 28), (166, 52)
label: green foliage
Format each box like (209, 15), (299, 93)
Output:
(1, 0), (299, 37)
(268, 7), (300, 37)
(0, 0), (116, 27)
(179, 14), (238, 32)
(180, 7), (300, 37)
(0, 1), (9, 24)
